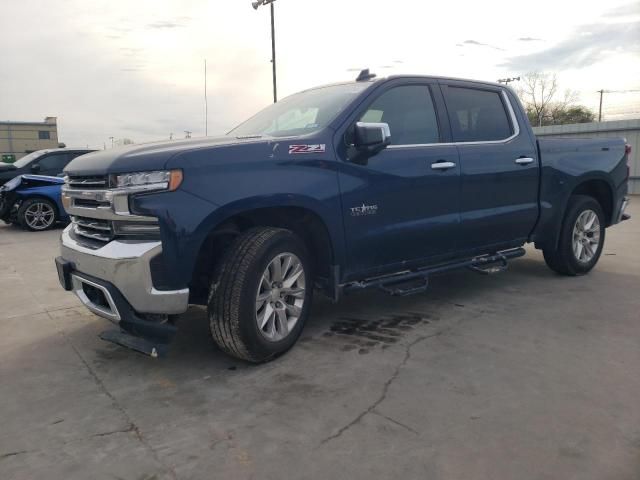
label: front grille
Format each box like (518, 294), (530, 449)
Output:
(72, 216), (114, 243)
(64, 174), (159, 245)
(73, 198), (110, 208)
(66, 175), (109, 189)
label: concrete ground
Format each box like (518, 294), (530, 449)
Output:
(1, 199), (639, 480)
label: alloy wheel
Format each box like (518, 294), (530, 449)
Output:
(255, 252), (305, 342)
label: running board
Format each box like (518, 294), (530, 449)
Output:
(343, 247), (526, 296)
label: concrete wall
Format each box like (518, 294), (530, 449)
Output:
(533, 119), (640, 194)
(0, 117), (59, 161)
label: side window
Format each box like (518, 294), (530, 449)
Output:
(443, 87), (513, 142)
(37, 154), (71, 172)
(359, 85), (439, 145)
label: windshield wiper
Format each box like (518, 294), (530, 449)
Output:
(235, 134), (263, 139)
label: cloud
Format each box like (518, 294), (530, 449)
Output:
(461, 39), (505, 51)
(147, 20), (187, 29)
(501, 20), (640, 71)
(603, 2), (640, 17)
(518, 37), (542, 42)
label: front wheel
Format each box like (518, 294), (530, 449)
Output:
(17, 198), (58, 231)
(543, 195), (605, 276)
(208, 227), (313, 363)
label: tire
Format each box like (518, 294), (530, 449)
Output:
(208, 227), (313, 363)
(543, 195), (605, 276)
(17, 198), (58, 231)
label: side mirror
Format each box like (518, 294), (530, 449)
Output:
(354, 122), (391, 152)
(31, 163), (41, 173)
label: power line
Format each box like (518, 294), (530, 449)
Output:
(596, 89), (640, 122)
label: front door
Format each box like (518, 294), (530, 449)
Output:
(337, 82), (461, 279)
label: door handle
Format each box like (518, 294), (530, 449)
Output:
(515, 157), (534, 165)
(431, 161), (456, 170)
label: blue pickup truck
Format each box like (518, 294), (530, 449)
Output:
(55, 72), (631, 361)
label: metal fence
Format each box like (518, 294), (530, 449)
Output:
(533, 119), (640, 194)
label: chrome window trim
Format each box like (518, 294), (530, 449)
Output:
(387, 90), (520, 150)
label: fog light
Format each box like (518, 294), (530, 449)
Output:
(113, 221), (160, 236)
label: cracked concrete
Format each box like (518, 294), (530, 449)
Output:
(320, 331), (448, 445)
(1, 198), (639, 479)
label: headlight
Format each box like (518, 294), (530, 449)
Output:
(114, 170), (183, 191)
(3, 176), (22, 192)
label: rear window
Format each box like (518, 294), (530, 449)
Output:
(444, 87), (513, 142)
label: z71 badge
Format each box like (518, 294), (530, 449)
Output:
(288, 144), (326, 154)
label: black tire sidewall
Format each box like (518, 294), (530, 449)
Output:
(560, 196), (605, 275)
(237, 231), (313, 361)
(18, 198), (58, 231)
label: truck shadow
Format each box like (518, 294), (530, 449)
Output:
(165, 253), (561, 366)
(19, 252), (617, 380)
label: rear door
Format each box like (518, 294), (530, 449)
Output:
(440, 82), (539, 252)
(337, 80), (461, 278)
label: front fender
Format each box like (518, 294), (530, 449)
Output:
(135, 192), (346, 290)
(15, 186), (67, 219)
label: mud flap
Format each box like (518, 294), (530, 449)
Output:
(99, 329), (170, 358)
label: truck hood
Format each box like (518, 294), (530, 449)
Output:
(64, 135), (268, 176)
(0, 163), (17, 172)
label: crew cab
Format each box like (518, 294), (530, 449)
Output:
(55, 72), (631, 362)
(0, 148), (95, 186)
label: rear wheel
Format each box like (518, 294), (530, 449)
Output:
(17, 198), (58, 231)
(543, 195), (605, 276)
(208, 227), (313, 363)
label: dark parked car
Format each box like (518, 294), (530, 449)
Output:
(0, 148), (95, 186)
(56, 72), (630, 362)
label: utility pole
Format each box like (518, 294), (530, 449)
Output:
(204, 59), (208, 136)
(597, 89), (640, 122)
(252, 0), (278, 103)
(597, 89), (604, 122)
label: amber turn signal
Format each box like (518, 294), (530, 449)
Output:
(169, 170), (183, 191)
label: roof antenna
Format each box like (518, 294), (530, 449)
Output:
(356, 68), (376, 82)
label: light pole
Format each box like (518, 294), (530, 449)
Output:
(252, 0), (278, 103)
(498, 77), (520, 85)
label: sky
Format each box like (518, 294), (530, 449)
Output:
(1, 0), (639, 148)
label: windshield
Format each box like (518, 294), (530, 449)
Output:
(229, 83), (370, 138)
(13, 150), (47, 168)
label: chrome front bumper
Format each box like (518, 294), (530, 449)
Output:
(60, 225), (189, 321)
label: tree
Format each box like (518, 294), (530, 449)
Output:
(518, 72), (558, 127)
(549, 105), (595, 125)
(517, 72), (594, 127)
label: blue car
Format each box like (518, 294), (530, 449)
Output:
(0, 174), (68, 231)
